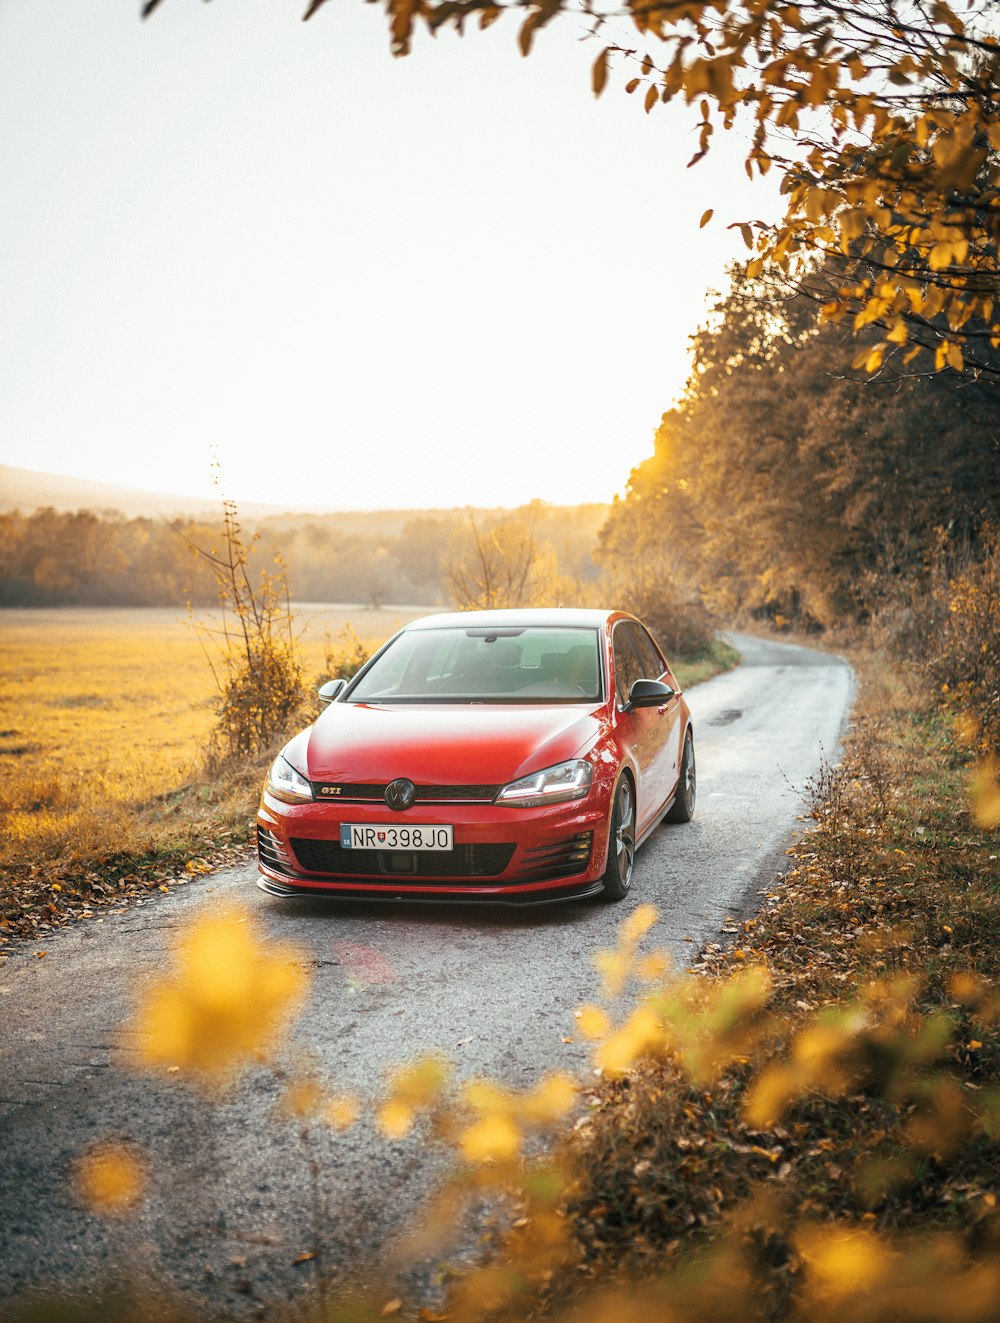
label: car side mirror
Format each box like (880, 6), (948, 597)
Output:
(317, 678), (345, 705)
(624, 678), (675, 711)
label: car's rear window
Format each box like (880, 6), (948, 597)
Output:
(346, 626), (603, 704)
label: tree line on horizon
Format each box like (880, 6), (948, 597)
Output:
(0, 500), (607, 613)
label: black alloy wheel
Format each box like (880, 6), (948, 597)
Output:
(601, 775), (635, 902)
(667, 730), (696, 823)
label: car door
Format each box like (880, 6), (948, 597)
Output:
(630, 622), (683, 792)
(612, 621), (673, 835)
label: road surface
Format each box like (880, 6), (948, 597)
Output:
(0, 633), (853, 1316)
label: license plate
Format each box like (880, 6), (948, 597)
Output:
(339, 823), (454, 852)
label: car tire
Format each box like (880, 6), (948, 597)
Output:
(601, 774), (636, 902)
(666, 729), (696, 823)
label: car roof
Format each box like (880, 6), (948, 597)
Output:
(403, 607), (618, 631)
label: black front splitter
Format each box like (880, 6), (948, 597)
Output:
(256, 873), (606, 907)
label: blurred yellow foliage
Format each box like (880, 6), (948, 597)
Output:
(459, 1114), (522, 1163)
(378, 1054), (451, 1138)
(73, 1142), (147, 1217)
(795, 1224), (893, 1299)
(970, 755), (1000, 829)
(128, 902), (307, 1090)
(282, 1075), (325, 1119)
(325, 1094), (361, 1131)
(575, 1003), (612, 1040)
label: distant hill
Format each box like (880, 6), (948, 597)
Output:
(0, 463), (304, 519)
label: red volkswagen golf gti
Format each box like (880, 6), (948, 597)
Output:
(256, 608), (695, 905)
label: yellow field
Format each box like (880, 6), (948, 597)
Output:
(0, 605), (428, 871)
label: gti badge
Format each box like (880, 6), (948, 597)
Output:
(385, 778), (416, 811)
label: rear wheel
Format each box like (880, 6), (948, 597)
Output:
(601, 775), (635, 902)
(666, 730), (696, 823)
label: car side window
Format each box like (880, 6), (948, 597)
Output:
(631, 625), (667, 681)
(612, 624), (644, 705)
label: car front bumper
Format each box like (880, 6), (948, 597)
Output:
(255, 789), (612, 902)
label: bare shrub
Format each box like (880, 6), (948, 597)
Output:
(443, 514), (574, 610)
(185, 499), (308, 766)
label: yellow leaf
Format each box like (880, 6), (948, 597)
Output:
(621, 903), (658, 944)
(839, 208), (866, 241)
(129, 904), (308, 1090)
(593, 948), (630, 996)
(378, 1099), (414, 1139)
(74, 1143), (147, 1217)
(864, 344), (886, 374)
(886, 319), (908, 345)
(929, 241), (953, 270)
(931, 0), (964, 36)
(282, 1077), (323, 1119)
(971, 756), (1000, 829)
(575, 1004), (612, 1039)
(636, 951), (670, 982)
(643, 83), (658, 114)
(460, 1114), (522, 1163)
(523, 1072), (577, 1121)
(699, 208), (714, 229)
(946, 340), (963, 372)
(595, 1003), (663, 1077)
(592, 47), (610, 98)
(325, 1094), (360, 1131)
(795, 1225), (889, 1299)
(385, 1054), (451, 1109)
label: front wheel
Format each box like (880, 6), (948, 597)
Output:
(666, 730), (696, 823)
(601, 775), (635, 902)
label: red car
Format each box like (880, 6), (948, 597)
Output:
(256, 608), (695, 905)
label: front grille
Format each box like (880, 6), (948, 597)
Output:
(289, 838), (516, 879)
(515, 832), (593, 881)
(311, 782), (500, 803)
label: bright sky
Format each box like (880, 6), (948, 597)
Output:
(0, 0), (779, 511)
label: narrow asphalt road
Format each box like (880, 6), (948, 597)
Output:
(0, 633), (853, 1317)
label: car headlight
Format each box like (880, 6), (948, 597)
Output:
(267, 753), (313, 805)
(496, 759), (593, 808)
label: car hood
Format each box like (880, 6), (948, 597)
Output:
(304, 702), (605, 786)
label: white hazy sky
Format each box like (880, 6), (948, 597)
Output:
(0, 0), (779, 511)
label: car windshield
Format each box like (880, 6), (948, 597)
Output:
(346, 626), (603, 704)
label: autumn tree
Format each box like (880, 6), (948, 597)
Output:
(443, 513), (574, 609)
(600, 262), (1000, 630)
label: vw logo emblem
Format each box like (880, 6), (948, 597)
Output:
(385, 778), (416, 811)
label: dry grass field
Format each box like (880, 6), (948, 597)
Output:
(0, 605), (425, 885)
